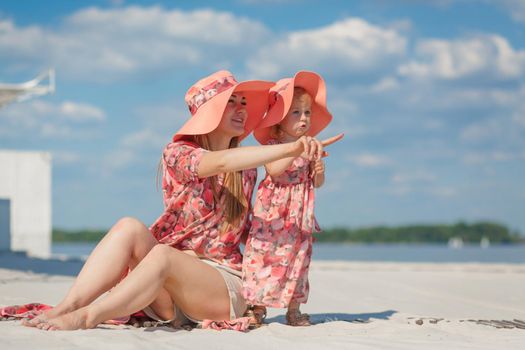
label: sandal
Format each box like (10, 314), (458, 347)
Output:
(286, 309), (311, 327)
(244, 305), (267, 329)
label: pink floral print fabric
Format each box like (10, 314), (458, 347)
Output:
(149, 141), (257, 272)
(242, 139), (320, 308)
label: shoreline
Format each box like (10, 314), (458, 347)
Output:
(51, 242), (525, 265)
(310, 260), (525, 272)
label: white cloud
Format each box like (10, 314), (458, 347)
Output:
(40, 123), (74, 138)
(427, 186), (457, 197)
(511, 95), (525, 127)
(319, 168), (352, 193)
(389, 185), (457, 198)
(513, 112), (525, 127)
(101, 148), (137, 175)
(0, 7), (269, 82)
(460, 118), (500, 143)
(463, 151), (525, 164)
(0, 99), (105, 139)
(399, 34), (525, 81)
(388, 170), (457, 198)
(348, 153), (392, 167)
(238, 0), (301, 3)
(121, 128), (166, 149)
(399, 83), (525, 114)
(246, 17), (407, 79)
(52, 151), (81, 165)
(495, 0), (525, 23)
(392, 170), (436, 184)
(370, 76), (400, 93)
(423, 119), (445, 131)
(317, 91), (359, 138)
(420, 0), (525, 24)
(459, 87), (525, 145)
(0, 20), (47, 65)
(96, 129), (164, 176)
(388, 185), (412, 196)
(60, 101), (106, 121)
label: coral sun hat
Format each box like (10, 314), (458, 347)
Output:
(173, 70), (274, 142)
(253, 71), (332, 145)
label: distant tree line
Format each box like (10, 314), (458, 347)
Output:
(313, 222), (524, 244)
(53, 221), (524, 244)
(53, 229), (106, 242)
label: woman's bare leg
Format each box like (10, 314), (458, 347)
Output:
(24, 217), (164, 325)
(38, 245), (233, 330)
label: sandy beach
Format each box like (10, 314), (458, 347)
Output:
(1, 254), (524, 349)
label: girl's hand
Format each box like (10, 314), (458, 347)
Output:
(292, 133), (344, 160)
(314, 159), (325, 174)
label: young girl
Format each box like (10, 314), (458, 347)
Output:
(242, 71), (333, 327)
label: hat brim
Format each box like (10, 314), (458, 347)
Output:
(254, 71), (332, 145)
(173, 80), (274, 142)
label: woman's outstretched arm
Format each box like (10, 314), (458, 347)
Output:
(197, 134), (344, 178)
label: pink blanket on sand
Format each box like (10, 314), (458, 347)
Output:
(0, 303), (251, 331)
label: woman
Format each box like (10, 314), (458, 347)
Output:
(26, 70), (343, 330)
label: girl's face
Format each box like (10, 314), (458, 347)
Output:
(217, 92), (248, 137)
(279, 93), (312, 140)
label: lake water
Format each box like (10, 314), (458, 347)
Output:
(52, 242), (525, 264)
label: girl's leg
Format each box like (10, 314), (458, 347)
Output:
(286, 300), (311, 327)
(245, 305), (267, 328)
(38, 244), (233, 330)
(24, 217), (163, 325)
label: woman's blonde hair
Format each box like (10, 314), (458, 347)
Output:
(269, 87), (312, 140)
(157, 134), (248, 234)
(193, 134), (248, 232)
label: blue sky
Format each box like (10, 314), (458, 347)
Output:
(1, 0), (524, 233)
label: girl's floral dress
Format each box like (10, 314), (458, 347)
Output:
(149, 141), (257, 272)
(242, 139), (320, 308)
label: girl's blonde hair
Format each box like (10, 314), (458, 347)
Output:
(157, 134), (248, 234)
(269, 87), (312, 140)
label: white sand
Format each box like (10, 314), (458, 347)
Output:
(1, 259), (525, 349)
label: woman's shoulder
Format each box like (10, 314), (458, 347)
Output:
(163, 140), (208, 159)
(166, 140), (202, 151)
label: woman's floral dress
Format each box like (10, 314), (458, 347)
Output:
(242, 139), (320, 308)
(149, 141), (257, 272)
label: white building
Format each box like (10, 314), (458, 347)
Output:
(0, 150), (52, 257)
(0, 70), (54, 257)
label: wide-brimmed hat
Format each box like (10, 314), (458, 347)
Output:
(253, 71), (332, 144)
(173, 70), (274, 142)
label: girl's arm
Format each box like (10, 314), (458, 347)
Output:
(197, 134), (343, 178)
(264, 156), (297, 178)
(311, 159), (325, 188)
(265, 135), (332, 179)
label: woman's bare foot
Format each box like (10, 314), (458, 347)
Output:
(36, 308), (91, 331)
(22, 305), (77, 328)
(21, 314), (48, 327)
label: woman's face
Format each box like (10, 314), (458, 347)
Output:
(217, 92), (248, 137)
